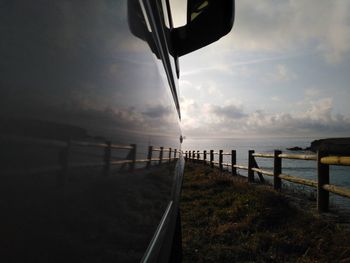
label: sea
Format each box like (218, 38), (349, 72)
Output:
(182, 137), (350, 211)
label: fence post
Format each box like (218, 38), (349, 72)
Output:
(129, 144), (137, 171)
(159, 147), (164, 165)
(103, 141), (112, 176)
(197, 150), (200, 162)
(273, 150), (282, 190)
(189, 151), (191, 161)
(231, 150), (236, 176)
(58, 140), (71, 187)
(219, 150), (223, 172)
(210, 150), (214, 168)
(169, 148), (172, 163)
(203, 150), (207, 165)
(317, 150), (329, 212)
(185, 151), (188, 161)
(192, 151), (195, 163)
(147, 146), (153, 168)
(248, 150), (255, 183)
(174, 149), (177, 159)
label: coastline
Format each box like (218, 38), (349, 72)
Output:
(285, 137), (350, 154)
(310, 137), (350, 154)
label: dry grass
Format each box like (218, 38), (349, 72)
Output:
(181, 163), (350, 263)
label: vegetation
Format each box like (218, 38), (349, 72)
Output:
(181, 163), (350, 263)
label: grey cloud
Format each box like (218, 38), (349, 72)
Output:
(181, 100), (350, 138)
(231, 0), (350, 62)
(243, 111), (350, 137)
(209, 104), (247, 120)
(143, 105), (172, 119)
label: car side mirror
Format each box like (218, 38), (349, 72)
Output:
(172, 0), (235, 57)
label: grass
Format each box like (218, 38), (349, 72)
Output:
(181, 163), (350, 263)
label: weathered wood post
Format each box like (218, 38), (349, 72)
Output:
(219, 150), (223, 172)
(129, 144), (137, 171)
(197, 150), (200, 162)
(147, 146), (153, 168)
(210, 150), (214, 168)
(273, 150), (282, 190)
(317, 150), (329, 212)
(103, 141), (112, 176)
(248, 150), (255, 183)
(192, 150), (195, 163)
(189, 151), (191, 161)
(174, 149), (177, 159)
(253, 158), (265, 183)
(58, 140), (71, 187)
(203, 150), (207, 165)
(169, 148), (172, 163)
(159, 147), (164, 165)
(231, 150), (236, 176)
(185, 150), (188, 161)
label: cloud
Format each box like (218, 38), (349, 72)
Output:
(179, 80), (193, 87)
(178, 1), (350, 139)
(181, 63), (235, 76)
(304, 88), (321, 98)
(303, 98), (333, 122)
(143, 105), (172, 119)
(207, 85), (223, 97)
(208, 104), (247, 120)
(268, 64), (297, 82)
(181, 96), (350, 138)
(227, 0), (350, 63)
(183, 55), (290, 78)
(271, 96), (281, 102)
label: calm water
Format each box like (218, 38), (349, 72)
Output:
(183, 137), (350, 210)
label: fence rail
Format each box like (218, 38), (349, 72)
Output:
(1, 135), (179, 187)
(321, 156), (350, 166)
(185, 149), (350, 213)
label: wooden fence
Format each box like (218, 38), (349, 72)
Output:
(185, 149), (350, 213)
(1, 135), (179, 187)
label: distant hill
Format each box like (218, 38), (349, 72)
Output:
(310, 138), (350, 155)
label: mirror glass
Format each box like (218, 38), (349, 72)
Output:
(188, 0), (209, 22)
(172, 0), (235, 57)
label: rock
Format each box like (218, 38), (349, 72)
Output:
(310, 138), (350, 155)
(287, 146), (303, 151)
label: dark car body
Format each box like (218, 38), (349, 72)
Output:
(0, 0), (233, 262)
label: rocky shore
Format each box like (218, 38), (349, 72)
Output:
(287, 137), (350, 155)
(310, 137), (350, 155)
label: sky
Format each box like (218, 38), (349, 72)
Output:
(171, 0), (350, 139)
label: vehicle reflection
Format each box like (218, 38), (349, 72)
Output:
(0, 0), (180, 147)
(0, 0), (182, 261)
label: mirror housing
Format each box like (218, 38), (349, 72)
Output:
(172, 0), (235, 57)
